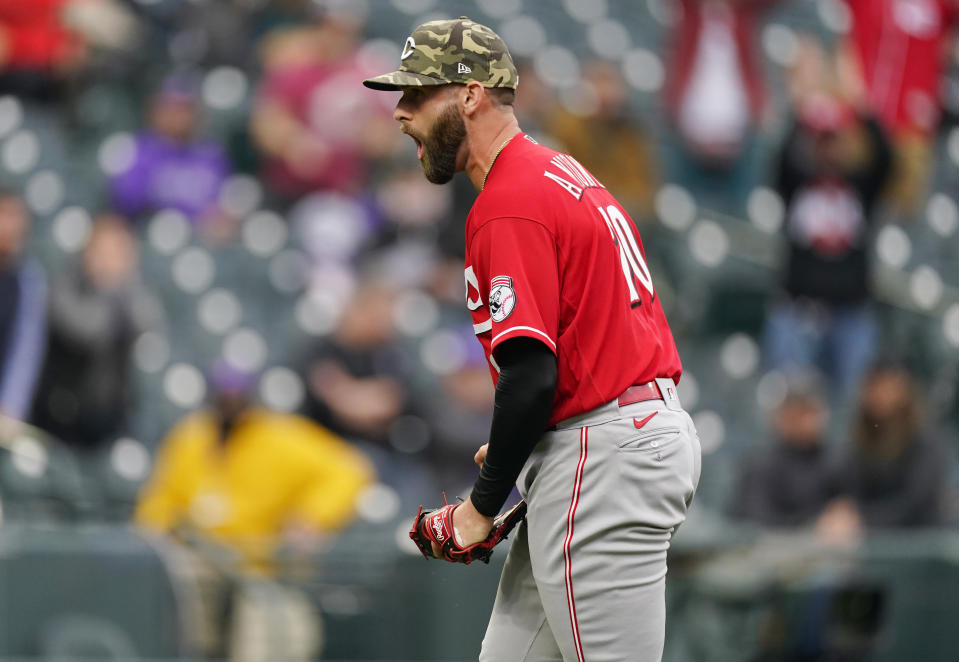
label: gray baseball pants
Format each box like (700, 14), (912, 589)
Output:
(480, 380), (702, 662)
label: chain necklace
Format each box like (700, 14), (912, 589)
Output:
(482, 136), (515, 190)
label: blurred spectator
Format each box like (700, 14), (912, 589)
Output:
(374, 158), (454, 258)
(30, 213), (161, 450)
(0, 0), (137, 100)
(135, 362), (374, 659)
(160, 0), (255, 68)
(249, 0), (396, 205)
(0, 192), (46, 422)
(304, 277), (409, 444)
(301, 272), (443, 501)
(136, 360), (374, 567)
(663, 0), (780, 211)
(0, 0), (83, 99)
(730, 373), (841, 527)
(109, 74), (232, 235)
(548, 59), (658, 220)
(291, 190), (382, 273)
(844, 0), (959, 216)
(835, 362), (952, 529)
(419, 326), (495, 489)
(763, 44), (893, 406)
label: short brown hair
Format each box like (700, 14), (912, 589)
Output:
(488, 87), (515, 107)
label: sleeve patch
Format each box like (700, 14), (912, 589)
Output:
(489, 275), (517, 323)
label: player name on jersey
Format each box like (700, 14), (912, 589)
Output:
(543, 154), (604, 200)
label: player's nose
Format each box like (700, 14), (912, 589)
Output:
(393, 98), (413, 123)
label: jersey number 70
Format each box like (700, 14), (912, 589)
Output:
(596, 204), (655, 307)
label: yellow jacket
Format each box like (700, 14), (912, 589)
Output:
(135, 408), (375, 563)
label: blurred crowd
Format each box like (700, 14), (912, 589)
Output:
(1, 0), (959, 659)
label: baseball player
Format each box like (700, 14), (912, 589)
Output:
(364, 17), (702, 662)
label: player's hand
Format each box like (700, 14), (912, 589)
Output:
(429, 496), (493, 557)
(474, 443), (488, 467)
(816, 498), (863, 547)
(409, 496), (527, 564)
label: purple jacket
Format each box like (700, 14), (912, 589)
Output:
(110, 131), (229, 223)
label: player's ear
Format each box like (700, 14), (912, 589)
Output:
(460, 81), (486, 117)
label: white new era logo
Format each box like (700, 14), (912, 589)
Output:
(457, 62), (472, 74)
(401, 37), (415, 60)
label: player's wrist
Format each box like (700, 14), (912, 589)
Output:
(453, 498), (495, 546)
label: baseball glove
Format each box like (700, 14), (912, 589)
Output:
(409, 497), (527, 565)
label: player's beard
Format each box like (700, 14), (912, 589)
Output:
(420, 103), (466, 185)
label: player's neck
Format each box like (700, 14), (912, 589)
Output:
(464, 116), (522, 192)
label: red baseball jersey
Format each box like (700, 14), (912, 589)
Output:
(465, 133), (682, 425)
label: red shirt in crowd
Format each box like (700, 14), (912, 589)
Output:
(846, 0), (958, 136)
(464, 134), (682, 426)
(0, 0), (78, 70)
(256, 53), (393, 197)
(665, 0), (782, 125)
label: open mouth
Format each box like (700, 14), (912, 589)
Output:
(403, 128), (424, 160)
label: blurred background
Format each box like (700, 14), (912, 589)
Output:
(1, 0), (959, 660)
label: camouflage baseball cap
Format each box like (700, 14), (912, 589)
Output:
(363, 16), (517, 91)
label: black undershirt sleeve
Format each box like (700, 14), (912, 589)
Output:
(469, 336), (558, 517)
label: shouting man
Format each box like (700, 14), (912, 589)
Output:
(364, 17), (701, 662)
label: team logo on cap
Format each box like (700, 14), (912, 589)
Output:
(489, 275), (516, 322)
(401, 37), (415, 60)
